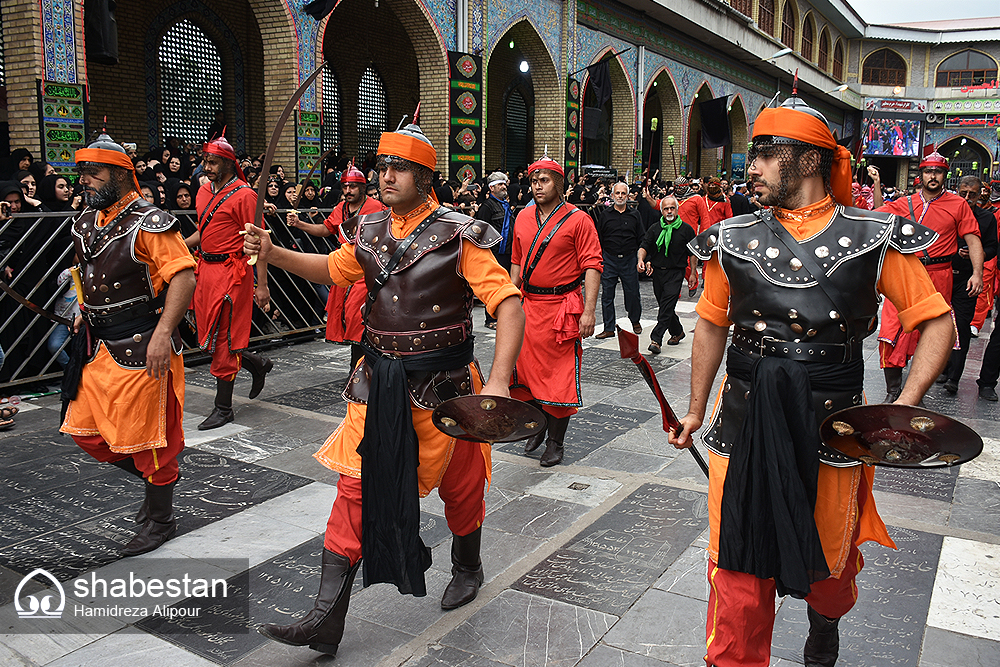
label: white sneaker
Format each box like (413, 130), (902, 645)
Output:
(971, 325), (980, 338)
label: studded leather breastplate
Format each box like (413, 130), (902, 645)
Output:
(341, 207), (501, 409)
(689, 205), (937, 465)
(71, 201), (182, 368)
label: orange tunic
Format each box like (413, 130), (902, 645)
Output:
(695, 200), (951, 576)
(61, 217), (196, 454)
(314, 207), (521, 496)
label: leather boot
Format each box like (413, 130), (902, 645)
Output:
(122, 479), (178, 556)
(199, 377), (235, 430)
(259, 550), (360, 655)
(111, 458), (150, 523)
(540, 416), (570, 467)
(441, 528), (484, 610)
(523, 402), (547, 454)
(883, 367), (903, 403)
(242, 351), (273, 399)
(803, 605), (840, 667)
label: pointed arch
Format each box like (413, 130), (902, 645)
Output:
(818, 28), (830, 72)
(644, 67), (683, 180)
(581, 47), (636, 176)
(833, 40), (845, 80)
(780, 1), (797, 49)
(726, 95), (749, 180)
(686, 81), (718, 178)
(486, 19), (561, 170)
(801, 13), (816, 63)
(758, 0), (776, 37)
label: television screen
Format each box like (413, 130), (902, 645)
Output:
(863, 119), (922, 157)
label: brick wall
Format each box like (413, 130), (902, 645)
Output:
(648, 72), (684, 181)
(5, 0), (45, 152)
(608, 56), (634, 178)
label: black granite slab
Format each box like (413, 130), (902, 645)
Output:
(265, 379), (349, 415)
(949, 476), (1000, 536)
(512, 484), (708, 615)
(771, 525), (942, 666)
(874, 465), (959, 503)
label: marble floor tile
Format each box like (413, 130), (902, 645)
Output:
(960, 436), (1000, 483)
(524, 472), (623, 508)
(429, 527), (544, 585)
(440, 589), (616, 667)
(602, 588), (707, 666)
(871, 490), (952, 527)
(46, 629), (219, 667)
(401, 643), (513, 667)
(575, 446), (670, 475)
(255, 444), (341, 486)
(483, 493), (590, 539)
(191, 429), (306, 464)
(164, 510), (319, 568)
(349, 567), (451, 636)
(927, 537), (1000, 642)
(243, 482), (337, 533)
(653, 545), (710, 602)
(182, 420), (252, 449)
(919, 626), (1000, 667)
(577, 643), (680, 666)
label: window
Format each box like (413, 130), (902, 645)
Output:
(758, 0), (775, 36)
(780, 2), (796, 49)
(504, 90), (528, 173)
(936, 50), (998, 88)
(321, 67), (341, 154)
(357, 66), (387, 156)
(862, 49), (907, 86)
(833, 41), (844, 80)
(818, 30), (829, 72)
(158, 20), (223, 144)
(801, 16), (814, 62)
(731, 0), (753, 17)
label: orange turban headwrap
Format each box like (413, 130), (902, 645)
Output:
(75, 147), (144, 195)
(377, 132), (437, 170)
(752, 107), (853, 207)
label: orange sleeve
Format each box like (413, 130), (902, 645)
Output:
(134, 228), (198, 293)
(460, 241), (521, 316)
(326, 244), (365, 287)
(877, 249), (951, 332)
(695, 253), (732, 327)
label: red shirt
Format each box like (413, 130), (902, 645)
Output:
(877, 191), (979, 258)
(196, 179), (259, 254)
(702, 195), (732, 230)
(511, 203), (603, 286)
(679, 195), (709, 233)
(322, 196), (386, 242)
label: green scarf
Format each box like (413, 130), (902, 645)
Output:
(656, 215), (684, 253)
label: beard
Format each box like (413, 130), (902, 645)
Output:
(84, 178), (122, 210)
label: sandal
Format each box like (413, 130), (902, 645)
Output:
(0, 406), (18, 420)
(0, 418), (13, 431)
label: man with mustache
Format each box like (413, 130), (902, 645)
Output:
(670, 97), (954, 667)
(61, 131), (196, 556)
(875, 152), (983, 402)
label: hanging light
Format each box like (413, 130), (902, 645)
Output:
(519, 60), (529, 73)
(509, 40), (515, 49)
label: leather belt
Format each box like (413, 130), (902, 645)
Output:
(85, 291), (166, 329)
(201, 251), (237, 263)
(732, 328), (861, 364)
(523, 275), (583, 295)
(920, 255), (952, 266)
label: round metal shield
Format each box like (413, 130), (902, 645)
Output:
(432, 395), (547, 444)
(819, 405), (983, 468)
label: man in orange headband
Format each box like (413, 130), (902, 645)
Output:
(668, 97), (955, 667)
(245, 119), (524, 659)
(183, 134), (273, 429)
(62, 131), (196, 556)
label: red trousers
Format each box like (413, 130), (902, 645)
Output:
(209, 299), (242, 379)
(324, 440), (487, 563)
(72, 378), (184, 485)
(704, 513), (865, 666)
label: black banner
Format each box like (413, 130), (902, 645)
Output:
(699, 95), (731, 149)
(449, 52), (483, 182)
(565, 78), (581, 183)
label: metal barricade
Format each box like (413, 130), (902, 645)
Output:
(0, 206), (336, 391)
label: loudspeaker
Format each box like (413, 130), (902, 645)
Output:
(85, 0), (119, 66)
(925, 113), (940, 124)
(582, 107), (602, 140)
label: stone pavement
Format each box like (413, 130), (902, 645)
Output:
(1, 281), (999, 667)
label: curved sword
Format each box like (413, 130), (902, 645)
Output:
(0, 278), (72, 326)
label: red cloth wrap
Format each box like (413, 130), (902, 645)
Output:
(878, 264), (955, 368)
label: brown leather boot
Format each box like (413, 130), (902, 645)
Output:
(111, 458), (148, 523)
(199, 378), (235, 430)
(441, 528), (484, 609)
(258, 550), (360, 655)
(122, 479), (178, 556)
(242, 351), (273, 399)
(803, 605), (840, 667)
(539, 416), (569, 467)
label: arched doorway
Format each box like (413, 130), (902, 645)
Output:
(581, 51), (634, 177)
(939, 136), (991, 190)
(486, 20), (561, 173)
(726, 96), (748, 182)
(686, 82), (717, 177)
(643, 68), (683, 182)
(321, 0), (448, 169)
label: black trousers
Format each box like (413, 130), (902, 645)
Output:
(600, 254), (642, 332)
(650, 267), (685, 345)
(946, 270), (977, 383)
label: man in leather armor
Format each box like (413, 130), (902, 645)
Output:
(243, 119), (524, 658)
(184, 134), (273, 430)
(61, 132), (196, 556)
(509, 155), (603, 467)
(668, 98), (955, 667)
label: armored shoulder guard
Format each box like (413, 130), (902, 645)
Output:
(460, 217), (502, 249)
(885, 212), (937, 254)
(688, 221), (726, 261)
(136, 204), (180, 233)
(346, 209), (387, 245)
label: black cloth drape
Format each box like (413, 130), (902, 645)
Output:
(586, 60), (612, 110)
(699, 95), (731, 149)
(717, 346), (863, 598)
(357, 336), (475, 596)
